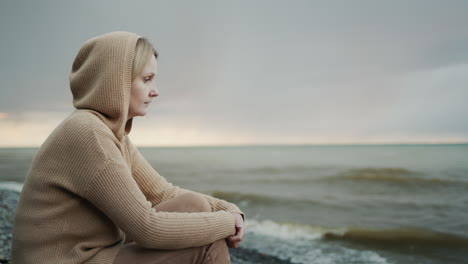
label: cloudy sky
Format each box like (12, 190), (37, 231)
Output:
(1, 0), (468, 147)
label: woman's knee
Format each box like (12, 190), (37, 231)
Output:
(155, 192), (212, 213)
(177, 192), (212, 213)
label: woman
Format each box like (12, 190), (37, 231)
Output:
(12, 31), (245, 264)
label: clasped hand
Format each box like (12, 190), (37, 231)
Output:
(226, 213), (245, 248)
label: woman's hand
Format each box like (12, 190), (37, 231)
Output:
(226, 213), (245, 248)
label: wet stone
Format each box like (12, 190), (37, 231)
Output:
(0, 188), (19, 264)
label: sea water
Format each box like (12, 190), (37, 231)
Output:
(1, 144), (467, 263)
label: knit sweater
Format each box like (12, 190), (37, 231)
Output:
(11, 31), (243, 264)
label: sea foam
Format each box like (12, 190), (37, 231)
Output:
(0, 181), (23, 192)
(244, 219), (388, 264)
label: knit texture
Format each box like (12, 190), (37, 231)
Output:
(11, 31), (243, 264)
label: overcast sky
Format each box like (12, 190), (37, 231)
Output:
(1, 0), (468, 146)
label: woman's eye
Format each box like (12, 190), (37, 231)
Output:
(144, 78), (151, 82)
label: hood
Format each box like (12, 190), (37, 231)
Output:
(69, 31), (142, 141)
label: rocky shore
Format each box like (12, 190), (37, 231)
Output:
(0, 187), (290, 264)
(229, 247), (292, 264)
(0, 188), (17, 263)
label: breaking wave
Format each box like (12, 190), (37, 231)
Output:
(323, 226), (468, 247)
(245, 219), (389, 264)
(247, 219), (468, 247)
(319, 167), (467, 186)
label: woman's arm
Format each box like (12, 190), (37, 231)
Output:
(128, 138), (245, 220)
(84, 154), (237, 250)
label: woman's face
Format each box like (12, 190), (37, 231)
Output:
(128, 55), (159, 119)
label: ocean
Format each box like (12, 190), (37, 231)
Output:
(1, 144), (467, 264)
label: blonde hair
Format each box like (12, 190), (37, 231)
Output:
(132, 38), (158, 81)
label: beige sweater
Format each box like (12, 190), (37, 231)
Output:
(12, 31), (243, 264)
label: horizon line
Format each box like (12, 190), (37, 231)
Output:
(2, 141), (468, 148)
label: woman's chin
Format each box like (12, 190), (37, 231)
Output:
(128, 111), (147, 119)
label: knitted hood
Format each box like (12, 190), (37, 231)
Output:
(69, 31), (142, 141)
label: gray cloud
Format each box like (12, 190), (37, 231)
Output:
(1, 0), (468, 145)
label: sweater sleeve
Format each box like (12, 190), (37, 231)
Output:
(128, 139), (185, 205)
(83, 158), (236, 250)
(128, 138), (245, 220)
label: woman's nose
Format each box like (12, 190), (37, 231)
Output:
(149, 88), (159, 97)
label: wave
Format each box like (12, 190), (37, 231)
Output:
(218, 165), (333, 175)
(248, 177), (319, 184)
(324, 226), (468, 247)
(321, 167), (466, 186)
(0, 181), (23, 192)
(247, 219), (468, 248)
(239, 168), (417, 184)
(247, 219), (323, 241)
(245, 219), (389, 264)
(233, 167), (468, 187)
